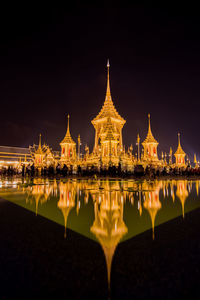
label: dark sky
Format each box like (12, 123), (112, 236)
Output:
(0, 2), (200, 159)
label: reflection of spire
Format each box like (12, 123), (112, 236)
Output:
(176, 180), (188, 218)
(57, 182), (75, 237)
(143, 181), (162, 240)
(196, 181), (199, 196)
(90, 196), (127, 290)
(138, 191), (142, 216)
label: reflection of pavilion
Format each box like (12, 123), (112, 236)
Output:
(26, 179), (54, 215)
(57, 182), (75, 237)
(176, 180), (188, 218)
(90, 187), (127, 288)
(143, 181), (162, 240)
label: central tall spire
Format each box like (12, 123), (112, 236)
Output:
(106, 59), (111, 101)
(92, 60), (125, 123)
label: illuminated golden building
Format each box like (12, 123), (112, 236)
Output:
(30, 134), (57, 169)
(85, 61), (134, 169)
(60, 115), (76, 166)
(142, 114), (160, 166)
(32, 134), (45, 168)
(174, 133), (186, 167)
(0, 62), (195, 171)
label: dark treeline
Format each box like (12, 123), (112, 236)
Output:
(1, 163), (200, 179)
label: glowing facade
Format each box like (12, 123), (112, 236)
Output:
(30, 134), (57, 169)
(84, 60), (134, 168)
(142, 114), (160, 166)
(0, 61), (194, 171)
(60, 115), (76, 166)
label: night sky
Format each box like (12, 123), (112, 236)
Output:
(1, 2), (200, 159)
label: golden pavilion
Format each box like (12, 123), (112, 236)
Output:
(0, 60), (194, 171)
(142, 114), (160, 166)
(174, 133), (186, 168)
(82, 60), (134, 169)
(60, 115), (76, 166)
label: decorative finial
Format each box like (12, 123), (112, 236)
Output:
(148, 114), (152, 133)
(67, 114), (70, 133)
(39, 133), (42, 148)
(178, 133), (180, 146)
(106, 59), (111, 100)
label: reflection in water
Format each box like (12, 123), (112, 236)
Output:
(58, 182), (76, 238)
(176, 180), (188, 218)
(90, 183), (128, 286)
(143, 181), (162, 240)
(1, 177), (200, 289)
(26, 179), (54, 215)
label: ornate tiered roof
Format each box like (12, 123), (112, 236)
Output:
(142, 114), (158, 145)
(35, 134), (44, 154)
(102, 117), (118, 141)
(60, 115), (76, 145)
(174, 133), (185, 155)
(92, 60), (125, 124)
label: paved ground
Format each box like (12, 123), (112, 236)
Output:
(1, 198), (200, 299)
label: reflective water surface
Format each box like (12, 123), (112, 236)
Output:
(0, 177), (200, 286)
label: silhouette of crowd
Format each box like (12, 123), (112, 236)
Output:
(1, 162), (200, 179)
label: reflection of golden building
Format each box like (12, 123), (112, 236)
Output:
(143, 181), (162, 240)
(26, 179), (53, 215)
(176, 180), (188, 218)
(142, 114), (160, 166)
(174, 133), (186, 168)
(60, 115), (76, 166)
(57, 182), (76, 237)
(90, 188), (127, 287)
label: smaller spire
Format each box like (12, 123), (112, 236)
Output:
(137, 133), (140, 144)
(39, 134), (42, 148)
(67, 114), (70, 134)
(107, 59), (110, 68)
(60, 114), (76, 145)
(178, 133), (181, 146)
(148, 114), (151, 134)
